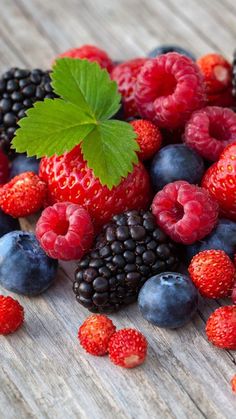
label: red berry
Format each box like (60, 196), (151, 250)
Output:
(108, 328), (147, 368)
(111, 58), (148, 118)
(135, 53), (205, 129)
(202, 143), (236, 220)
(231, 375), (236, 393)
(0, 172), (47, 218)
(130, 119), (162, 160)
(78, 314), (116, 356)
(188, 250), (235, 298)
(39, 146), (152, 230)
(184, 106), (236, 161)
(232, 276), (236, 304)
(56, 44), (113, 73)
(151, 180), (219, 244)
(207, 88), (235, 108)
(0, 151), (9, 184)
(36, 202), (94, 261)
(0, 295), (24, 335)
(197, 53), (232, 95)
(206, 306), (236, 349)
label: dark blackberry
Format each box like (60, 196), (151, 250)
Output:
(232, 50), (236, 98)
(73, 210), (180, 313)
(0, 67), (57, 157)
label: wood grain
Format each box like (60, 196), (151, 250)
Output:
(0, 1), (236, 418)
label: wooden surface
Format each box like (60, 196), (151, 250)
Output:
(0, 1), (236, 418)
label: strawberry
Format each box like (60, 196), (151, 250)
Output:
(0, 295), (24, 335)
(188, 250), (235, 298)
(39, 145), (152, 230)
(202, 143), (236, 220)
(0, 172), (47, 218)
(231, 375), (236, 393)
(108, 328), (147, 368)
(78, 314), (116, 356)
(197, 53), (232, 95)
(206, 306), (236, 349)
(130, 119), (162, 160)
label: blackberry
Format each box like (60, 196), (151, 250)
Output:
(0, 68), (56, 157)
(73, 210), (180, 313)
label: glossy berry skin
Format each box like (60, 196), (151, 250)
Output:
(130, 119), (162, 160)
(206, 306), (236, 349)
(138, 272), (198, 329)
(202, 143), (236, 220)
(151, 181), (219, 244)
(231, 375), (236, 393)
(197, 54), (232, 94)
(135, 53), (205, 129)
(148, 45), (195, 61)
(108, 329), (147, 368)
(188, 250), (235, 298)
(10, 155), (40, 178)
(0, 150), (9, 184)
(56, 45), (113, 73)
(111, 58), (148, 118)
(39, 146), (152, 230)
(0, 209), (20, 237)
(184, 106), (236, 161)
(0, 295), (24, 335)
(0, 171), (47, 218)
(150, 144), (205, 192)
(0, 231), (58, 296)
(36, 202), (94, 261)
(78, 314), (116, 356)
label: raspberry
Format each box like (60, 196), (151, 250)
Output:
(78, 314), (116, 356)
(206, 306), (236, 349)
(188, 250), (235, 298)
(108, 329), (147, 368)
(135, 52), (205, 129)
(151, 180), (219, 244)
(0, 172), (47, 218)
(231, 375), (236, 393)
(111, 58), (148, 118)
(0, 150), (9, 184)
(184, 106), (236, 161)
(197, 53), (232, 94)
(56, 45), (113, 73)
(130, 119), (162, 160)
(36, 202), (94, 261)
(0, 295), (24, 335)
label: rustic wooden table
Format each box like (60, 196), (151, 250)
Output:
(0, 0), (236, 418)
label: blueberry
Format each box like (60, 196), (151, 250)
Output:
(150, 145), (205, 192)
(138, 272), (198, 329)
(185, 219), (236, 263)
(0, 210), (20, 237)
(10, 154), (40, 178)
(148, 45), (195, 61)
(0, 231), (58, 295)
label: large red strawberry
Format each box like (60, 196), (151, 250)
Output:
(39, 145), (152, 229)
(202, 143), (236, 220)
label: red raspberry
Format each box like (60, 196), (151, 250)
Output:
(108, 329), (147, 368)
(197, 53), (232, 95)
(151, 180), (219, 244)
(36, 202), (94, 261)
(206, 306), (236, 349)
(202, 143), (236, 220)
(231, 375), (236, 393)
(0, 295), (24, 335)
(39, 145), (152, 230)
(78, 314), (116, 356)
(135, 52), (205, 129)
(184, 106), (236, 161)
(188, 250), (235, 298)
(56, 44), (113, 73)
(0, 151), (9, 184)
(0, 172), (47, 218)
(111, 58), (148, 118)
(130, 119), (162, 160)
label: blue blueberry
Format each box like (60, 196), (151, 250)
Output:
(0, 231), (58, 295)
(138, 272), (198, 329)
(150, 144), (205, 192)
(148, 45), (195, 61)
(0, 210), (20, 238)
(10, 154), (40, 178)
(185, 219), (236, 263)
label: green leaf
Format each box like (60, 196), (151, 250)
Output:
(81, 120), (139, 189)
(52, 58), (121, 120)
(12, 99), (95, 158)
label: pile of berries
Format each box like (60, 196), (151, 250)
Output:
(0, 44), (236, 382)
